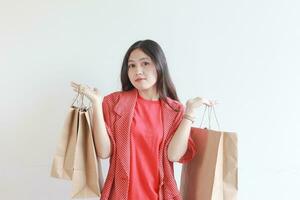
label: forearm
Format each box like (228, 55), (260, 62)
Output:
(91, 99), (111, 159)
(167, 109), (195, 162)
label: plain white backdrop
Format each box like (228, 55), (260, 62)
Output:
(1, 0), (299, 199)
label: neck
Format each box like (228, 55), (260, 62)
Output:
(137, 88), (159, 100)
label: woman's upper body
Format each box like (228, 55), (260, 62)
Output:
(100, 88), (196, 200)
(70, 39), (216, 200)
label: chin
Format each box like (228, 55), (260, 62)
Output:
(133, 85), (152, 91)
(134, 86), (149, 91)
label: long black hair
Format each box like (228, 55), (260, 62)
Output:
(120, 39), (180, 109)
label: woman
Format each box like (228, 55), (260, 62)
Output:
(71, 39), (216, 200)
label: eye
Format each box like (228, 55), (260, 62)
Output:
(128, 64), (135, 68)
(143, 62), (149, 66)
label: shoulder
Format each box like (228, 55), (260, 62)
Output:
(102, 90), (131, 106)
(103, 90), (122, 100)
(165, 97), (185, 113)
(102, 91), (121, 105)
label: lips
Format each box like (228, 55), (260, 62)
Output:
(135, 78), (146, 82)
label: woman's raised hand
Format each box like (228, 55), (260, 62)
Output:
(185, 97), (218, 116)
(70, 81), (102, 103)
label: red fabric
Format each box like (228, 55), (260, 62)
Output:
(100, 88), (196, 200)
(128, 93), (163, 199)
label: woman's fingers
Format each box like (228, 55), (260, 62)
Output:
(70, 81), (81, 91)
(70, 81), (80, 87)
(195, 97), (218, 106)
(70, 81), (85, 95)
(71, 81), (79, 85)
(70, 81), (87, 92)
(70, 81), (102, 102)
(205, 99), (218, 106)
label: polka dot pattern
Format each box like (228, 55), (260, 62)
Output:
(100, 89), (196, 200)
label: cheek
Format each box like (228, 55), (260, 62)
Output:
(150, 68), (158, 80)
(127, 70), (134, 80)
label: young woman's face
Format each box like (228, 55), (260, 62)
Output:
(127, 48), (158, 92)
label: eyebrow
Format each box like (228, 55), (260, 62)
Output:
(128, 57), (150, 63)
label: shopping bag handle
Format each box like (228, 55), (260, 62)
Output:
(199, 105), (221, 130)
(71, 90), (92, 110)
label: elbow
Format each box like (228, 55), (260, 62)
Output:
(167, 154), (179, 162)
(97, 149), (112, 159)
(168, 156), (177, 162)
(99, 154), (110, 159)
(98, 152), (111, 159)
(167, 147), (178, 162)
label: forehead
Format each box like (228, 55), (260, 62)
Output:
(128, 49), (151, 63)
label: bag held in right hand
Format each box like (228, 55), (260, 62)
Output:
(180, 106), (238, 200)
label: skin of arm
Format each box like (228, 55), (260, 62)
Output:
(167, 106), (195, 162)
(91, 98), (112, 159)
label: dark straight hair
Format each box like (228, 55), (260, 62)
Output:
(120, 39), (180, 110)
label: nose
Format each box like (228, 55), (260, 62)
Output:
(135, 65), (143, 75)
(136, 71), (143, 75)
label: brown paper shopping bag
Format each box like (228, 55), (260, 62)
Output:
(50, 105), (79, 180)
(180, 106), (238, 200)
(71, 107), (102, 198)
(50, 92), (104, 198)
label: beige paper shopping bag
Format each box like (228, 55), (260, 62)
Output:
(50, 106), (79, 180)
(180, 106), (238, 200)
(51, 92), (104, 198)
(71, 107), (102, 198)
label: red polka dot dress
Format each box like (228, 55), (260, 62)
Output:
(128, 92), (163, 200)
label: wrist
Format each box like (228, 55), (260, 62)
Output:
(185, 107), (196, 117)
(91, 96), (102, 105)
(183, 113), (195, 123)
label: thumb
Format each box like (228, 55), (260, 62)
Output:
(93, 87), (100, 95)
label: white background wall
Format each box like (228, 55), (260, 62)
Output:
(1, 0), (299, 199)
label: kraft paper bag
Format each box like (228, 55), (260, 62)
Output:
(50, 106), (79, 180)
(71, 108), (102, 198)
(50, 93), (104, 198)
(180, 106), (238, 200)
